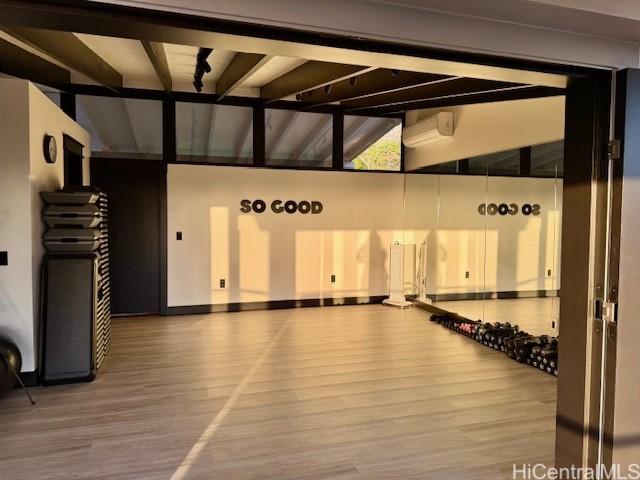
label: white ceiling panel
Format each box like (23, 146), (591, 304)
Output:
(76, 95), (163, 156)
(75, 33), (162, 89)
(164, 43), (235, 92)
(241, 56), (307, 88)
(208, 49), (237, 82)
(164, 43), (199, 81)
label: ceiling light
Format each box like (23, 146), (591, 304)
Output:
(194, 48), (214, 93)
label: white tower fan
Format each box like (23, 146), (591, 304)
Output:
(383, 242), (413, 308)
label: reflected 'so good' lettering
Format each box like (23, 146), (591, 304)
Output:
(477, 202), (541, 216)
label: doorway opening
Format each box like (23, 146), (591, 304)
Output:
(0, 1), (614, 475)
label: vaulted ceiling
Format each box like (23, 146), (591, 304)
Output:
(0, 3), (565, 116)
(0, 2), (566, 168)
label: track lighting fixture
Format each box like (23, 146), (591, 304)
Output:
(193, 47), (214, 93)
(390, 69), (400, 77)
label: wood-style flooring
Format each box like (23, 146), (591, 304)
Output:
(0, 304), (557, 479)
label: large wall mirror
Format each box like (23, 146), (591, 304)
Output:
(403, 141), (563, 340)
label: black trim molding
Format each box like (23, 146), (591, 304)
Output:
(411, 290), (560, 317)
(166, 291), (556, 316)
(167, 295), (387, 315)
(425, 289), (559, 302)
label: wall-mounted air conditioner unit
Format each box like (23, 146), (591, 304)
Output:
(402, 112), (454, 148)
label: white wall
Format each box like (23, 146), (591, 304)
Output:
(404, 96), (566, 170)
(167, 165), (562, 307)
(168, 166), (407, 306)
(0, 79), (90, 372)
(0, 80), (32, 371)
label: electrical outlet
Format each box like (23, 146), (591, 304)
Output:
(465, 271), (470, 279)
(220, 279), (226, 288)
(331, 274), (336, 283)
(176, 232), (183, 241)
(0, 251), (7, 266)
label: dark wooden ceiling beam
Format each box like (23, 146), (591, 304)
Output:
(0, 37), (70, 87)
(261, 61), (374, 102)
(350, 85), (565, 115)
(216, 52), (270, 99)
(299, 69), (451, 106)
(141, 40), (171, 92)
(344, 77), (519, 111)
(3, 26), (122, 89)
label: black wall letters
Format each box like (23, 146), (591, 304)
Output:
(241, 199), (323, 214)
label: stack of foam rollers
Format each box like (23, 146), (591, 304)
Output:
(430, 314), (558, 377)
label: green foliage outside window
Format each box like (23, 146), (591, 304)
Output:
(352, 125), (401, 171)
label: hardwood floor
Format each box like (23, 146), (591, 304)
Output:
(0, 305), (556, 479)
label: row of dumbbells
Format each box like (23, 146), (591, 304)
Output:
(518, 336), (558, 376)
(430, 314), (558, 377)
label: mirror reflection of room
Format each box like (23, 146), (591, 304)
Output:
(404, 97), (563, 343)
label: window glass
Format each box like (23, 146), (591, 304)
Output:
(77, 96), (163, 160)
(344, 116), (402, 171)
(417, 160), (459, 174)
(176, 103), (253, 164)
(469, 148), (520, 176)
(265, 109), (332, 168)
(531, 140), (564, 177)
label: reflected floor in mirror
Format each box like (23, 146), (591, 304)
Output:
(0, 305), (556, 480)
(433, 297), (559, 337)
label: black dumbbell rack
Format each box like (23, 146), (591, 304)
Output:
(429, 313), (558, 377)
(40, 187), (111, 383)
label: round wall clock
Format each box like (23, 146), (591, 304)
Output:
(43, 135), (57, 164)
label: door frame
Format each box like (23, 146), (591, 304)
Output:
(557, 73), (612, 470)
(0, 0), (616, 467)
